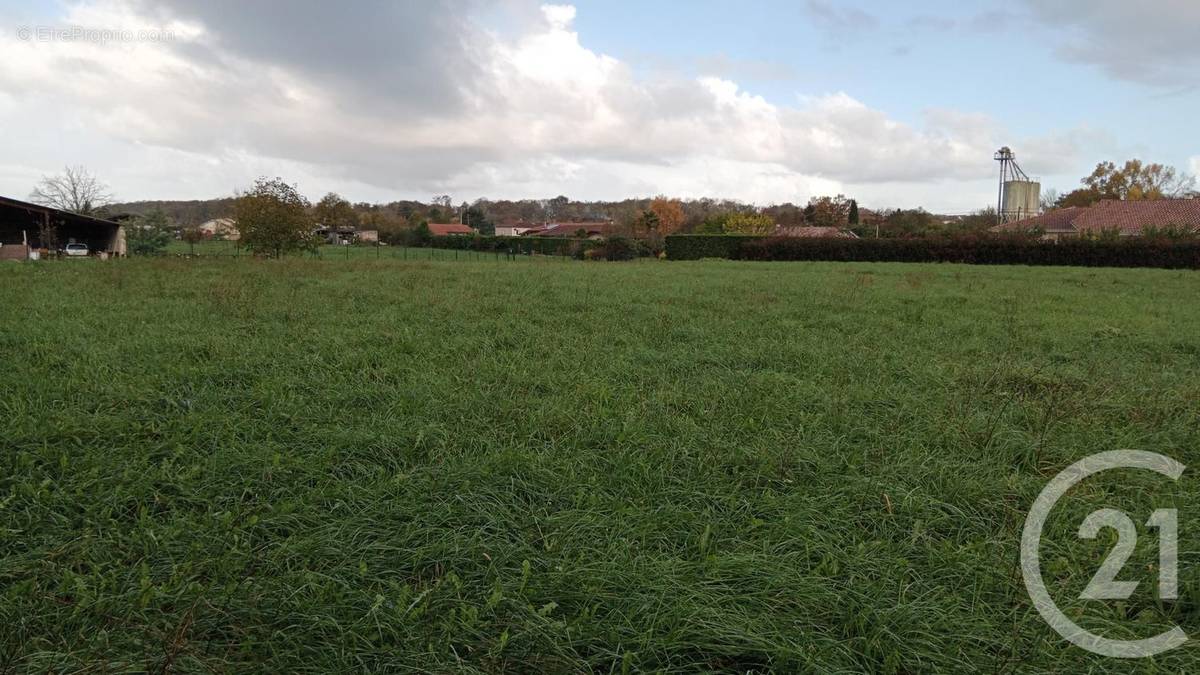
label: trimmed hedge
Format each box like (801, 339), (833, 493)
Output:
(666, 234), (1200, 270)
(426, 235), (597, 257)
(664, 234), (766, 260)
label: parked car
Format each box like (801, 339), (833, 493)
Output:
(64, 243), (89, 257)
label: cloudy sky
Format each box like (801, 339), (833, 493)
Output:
(0, 0), (1197, 211)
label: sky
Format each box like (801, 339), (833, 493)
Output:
(0, 0), (1197, 212)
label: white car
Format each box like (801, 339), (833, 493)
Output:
(64, 243), (89, 257)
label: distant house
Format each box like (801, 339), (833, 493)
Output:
(427, 223), (476, 236)
(991, 199), (1200, 240)
(526, 221), (616, 239)
(495, 220), (540, 237)
(198, 217), (239, 241)
(0, 194), (126, 259)
(775, 226), (859, 239)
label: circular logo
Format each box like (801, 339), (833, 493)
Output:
(16, 26), (32, 41)
(1021, 450), (1187, 658)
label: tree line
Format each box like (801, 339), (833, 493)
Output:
(25, 156), (1197, 257)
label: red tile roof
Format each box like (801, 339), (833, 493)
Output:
(991, 207), (1083, 234)
(427, 223), (476, 236)
(527, 222), (616, 237)
(992, 200), (1200, 236)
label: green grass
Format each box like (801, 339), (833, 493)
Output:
(2, 258), (1199, 672)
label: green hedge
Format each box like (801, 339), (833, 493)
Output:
(667, 234), (1200, 269)
(426, 235), (597, 257)
(663, 235), (766, 260)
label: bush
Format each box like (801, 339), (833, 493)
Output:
(418, 235), (650, 258)
(588, 236), (645, 261)
(664, 235), (765, 260)
(666, 234), (1200, 270)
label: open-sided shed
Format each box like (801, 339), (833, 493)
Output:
(0, 194), (125, 259)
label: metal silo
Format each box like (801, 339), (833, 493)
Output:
(1002, 180), (1041, 223)
(994, 147), (1041, 223)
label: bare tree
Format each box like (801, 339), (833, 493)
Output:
(29, 166), (114, 215)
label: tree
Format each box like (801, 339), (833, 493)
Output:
(463, 204), (493, 234)
(126, 209), (173, 256)
(1039, 188), (1060, 212)
(847, 200), (859, 226)
(314, 192), (358, 233)
(180, 226), (204, 255)
(409, 221), (433, 247)
(1058, 160), (1196, 208)
(881, 208), (935, 238)
(723, 212), (775, 234)
(30, 166), (113, 215)
(804, 195), (850, 228)
(234, 177), (317, 258)
(1082, 160), (1193, 200)
(635, 209), (661, 234)
(649, 196), (685, 235)
(696, 212), (730, 234)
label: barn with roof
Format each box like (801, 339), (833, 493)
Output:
(0, 195), (126, 260)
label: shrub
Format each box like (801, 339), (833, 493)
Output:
(666, 233), (1200, 269)
(589, 236), (645, 261)
(664, 235), (765, 260)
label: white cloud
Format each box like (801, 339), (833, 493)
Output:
(0, 1), (1086, 208)
(1022, 0), (1200, 87)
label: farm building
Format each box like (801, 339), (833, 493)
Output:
(991, 199), (1200, 240)
(495, 219), (540, 237)
(0, 195), (125, 260)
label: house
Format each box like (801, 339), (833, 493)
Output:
(356, 229), (379, 243)
(495, 219), (540, 237)
(427, 223), (476, 236)
(991, 199), (1200, 240)
(526, 221), (617, 239)
(775, 226), (859, 239)
(0, 194), (126, 259)
(198, 217), (239, 240)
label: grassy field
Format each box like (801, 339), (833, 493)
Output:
(2, 257), (1199, 672)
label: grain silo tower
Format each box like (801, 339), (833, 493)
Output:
(994, 147), (1041, 223)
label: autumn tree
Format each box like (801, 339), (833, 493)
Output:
(649, 196), (685, 235)
(30, 165), (113, 215)
(1057, 160), (1196, 207)
(723, 212), (775, 234)
(234, 177), (317, 258)
(314, 192), (358, 232)
(804, 195), (851, 228)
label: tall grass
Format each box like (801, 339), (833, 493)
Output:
(1, 258), (1198, 672)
